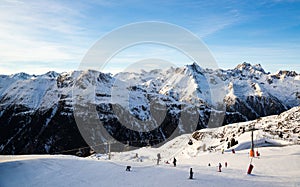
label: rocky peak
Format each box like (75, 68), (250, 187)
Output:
(42, 71), (59, 79)
(186, 62), (204, 75)
(235, 62), (267, 74)
(276, 70), (298, 77)
(11, 72), (32, 80)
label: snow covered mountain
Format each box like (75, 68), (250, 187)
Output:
(0, 62), (299, 155)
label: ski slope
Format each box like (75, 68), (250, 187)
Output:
(1, 142), (299, 186)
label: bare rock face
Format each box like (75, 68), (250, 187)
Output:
(0, 63), (299, 155)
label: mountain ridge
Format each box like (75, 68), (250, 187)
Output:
(0, 62), (299, 155)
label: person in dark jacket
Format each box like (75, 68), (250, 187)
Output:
(173, 157), (177, 167)
(157, 153), (161, 165)
(189, 168), (193, 179)
(218, 163), (222, 172)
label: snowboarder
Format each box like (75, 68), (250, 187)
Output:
(173, 157), (177, 167)
(188, 139), (193, 145)
(157, 153), (161, 165)
(218, 163), (222, 172)
(208, 163), (211, 167)
(189, 168), (193, 179)
(225, 162), (228, 167)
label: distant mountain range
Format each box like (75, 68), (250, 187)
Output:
(0, 62), (299, 155)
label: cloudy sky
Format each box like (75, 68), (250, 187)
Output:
(0, 0), (300, 74)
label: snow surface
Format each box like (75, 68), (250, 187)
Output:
(1, 137), (300, 186)
(1, 146), (299, 187)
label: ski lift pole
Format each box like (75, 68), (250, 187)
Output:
(250, 130), (254, 157)
(108, 141), (111, 160)
(249, 127), (258, 157)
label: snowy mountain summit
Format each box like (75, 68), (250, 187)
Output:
(0, 62), (299, 155)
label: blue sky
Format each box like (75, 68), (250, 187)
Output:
(0, 0), (300, 74)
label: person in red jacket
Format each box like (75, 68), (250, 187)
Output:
(256, 150), (260, 157)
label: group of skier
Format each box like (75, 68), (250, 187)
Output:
(128, 150), (233, 178)
(157, 153), (177, 167)
(128, 137), (261, 176)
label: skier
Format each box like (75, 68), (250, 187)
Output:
(157, 153), (161, 165)
(173, 157), (177, 167)
(188, 139), (193, 145)
(225, 162), (228, 167)
(256, 150), (260, 157)
(189, 168), (193, 179)
(232, 149), (235, 154)
(218, 163), (222, 172)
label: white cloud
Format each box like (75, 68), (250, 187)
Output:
(0, 0), (91, 74)
(193, 15), (240, 38)
(1, 0), (298, 75)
